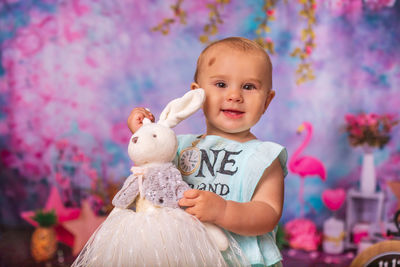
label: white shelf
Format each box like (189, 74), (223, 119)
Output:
(345, 189), (385, 249)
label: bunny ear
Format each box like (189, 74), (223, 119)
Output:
(158, 88), (205, 128)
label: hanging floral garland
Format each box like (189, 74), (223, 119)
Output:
(254, 0), (278, 55)
(152, 0), (230, 43)
(199, 0), (231, 44)
(290, 0), (317, 85)
(151, 0), (396, 85)
(151, 0), (187, 35)
(152, 0), (317, 84)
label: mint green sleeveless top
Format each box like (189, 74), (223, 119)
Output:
(174, 134), (288, 266)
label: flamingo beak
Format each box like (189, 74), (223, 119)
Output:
(296, 124), (305, 134)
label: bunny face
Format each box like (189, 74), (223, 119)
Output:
(128, 123), (178, 166)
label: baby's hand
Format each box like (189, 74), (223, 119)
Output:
(179, 189), (227, 224)
(127, 107), (155, 133)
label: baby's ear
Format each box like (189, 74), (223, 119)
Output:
(191, 82), (200, 90)
(263, 90), (275, 113)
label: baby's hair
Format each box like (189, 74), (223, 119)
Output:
(193, 37), (273, 86)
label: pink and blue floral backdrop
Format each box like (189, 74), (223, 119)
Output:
(0, 0), (399, 227)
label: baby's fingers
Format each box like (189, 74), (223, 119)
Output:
(141, 108), (155, 122)
(184, 206), (206, 222)
(127, 108), (155, 133)
(183, 189), (201, 199)
(133, 108), (155, 123)
(178, 197), (196, 208)
(184, 206), (197, 216)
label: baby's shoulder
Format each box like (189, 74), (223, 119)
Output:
(247, 140), (288, 176)
(176, 134), (200, 150)
(245, 140), (285, 154)
(177, 134), (198, 142)
(242, 140), (287, 165)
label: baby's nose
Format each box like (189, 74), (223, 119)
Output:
(132, 136), (138, 143)
(227, 88), (243, 102)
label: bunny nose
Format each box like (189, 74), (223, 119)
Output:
(132, 137), (138, 143)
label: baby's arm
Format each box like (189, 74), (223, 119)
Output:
(179, 158), (284, 236)
(127, 107), (155, 133)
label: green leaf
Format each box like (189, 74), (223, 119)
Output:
(32, 209), (57, 227)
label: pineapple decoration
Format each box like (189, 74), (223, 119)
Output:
(31, 209), (58, 262)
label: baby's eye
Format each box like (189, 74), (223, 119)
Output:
(153, 134), (157, 138)
(243, 84), (256, 90)
(215, 82), (226, 88)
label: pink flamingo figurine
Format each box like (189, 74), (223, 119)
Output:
(289, 122), (327, 217)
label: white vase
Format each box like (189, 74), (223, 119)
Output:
(360, 149), (376, 194)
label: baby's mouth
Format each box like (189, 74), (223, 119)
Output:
(221, 109), (245, 118)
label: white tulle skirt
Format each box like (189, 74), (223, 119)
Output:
(71, 207), (248, 267)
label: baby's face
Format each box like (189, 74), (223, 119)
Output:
(194, 46), (274, 139)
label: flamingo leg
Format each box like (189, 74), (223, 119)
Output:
(299, 178), (305, 218)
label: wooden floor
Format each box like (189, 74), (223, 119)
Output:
(0, 227), (355, 267)
(281, 248), (354, 267)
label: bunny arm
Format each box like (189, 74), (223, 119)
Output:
(141, 163), (190, 208)
(114, 163), (190, 209)
(112, 174), (140, 209)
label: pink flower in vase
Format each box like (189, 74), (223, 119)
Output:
(345, 114), (357, 125)
(355, 114), (367, 126)
(344, 112), (399, 148)
(350, 127), (363, 137)
(365, 113), (378, 125)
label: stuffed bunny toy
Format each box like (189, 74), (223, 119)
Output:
(72, 89), (248, 267)
(113, 88), (228, 250)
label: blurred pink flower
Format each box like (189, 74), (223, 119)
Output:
(55, 172), (71, 189)
(22, 161), (42, 177)
(350, 127), (362, 137)
(344, 112), (399, 148)
(364, 0), (396, 9)
(328, 0), (363, 17)
(86, 168), (98, 181)
(111, 122), (131, 145)
(72, 152), (86, 162)
(0, 121), (8, 134)
(345, 114), (356, 124)
(355, 114), (367, 125)
(285, 218), (321, 251)
(0, 149), (18, 167)
(365, 113), (378, 125)
(266, 9), (275, 16)
(56, 139), (69, 150)
(305, 46), (312, 55)
(14, 28), (44, 56)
